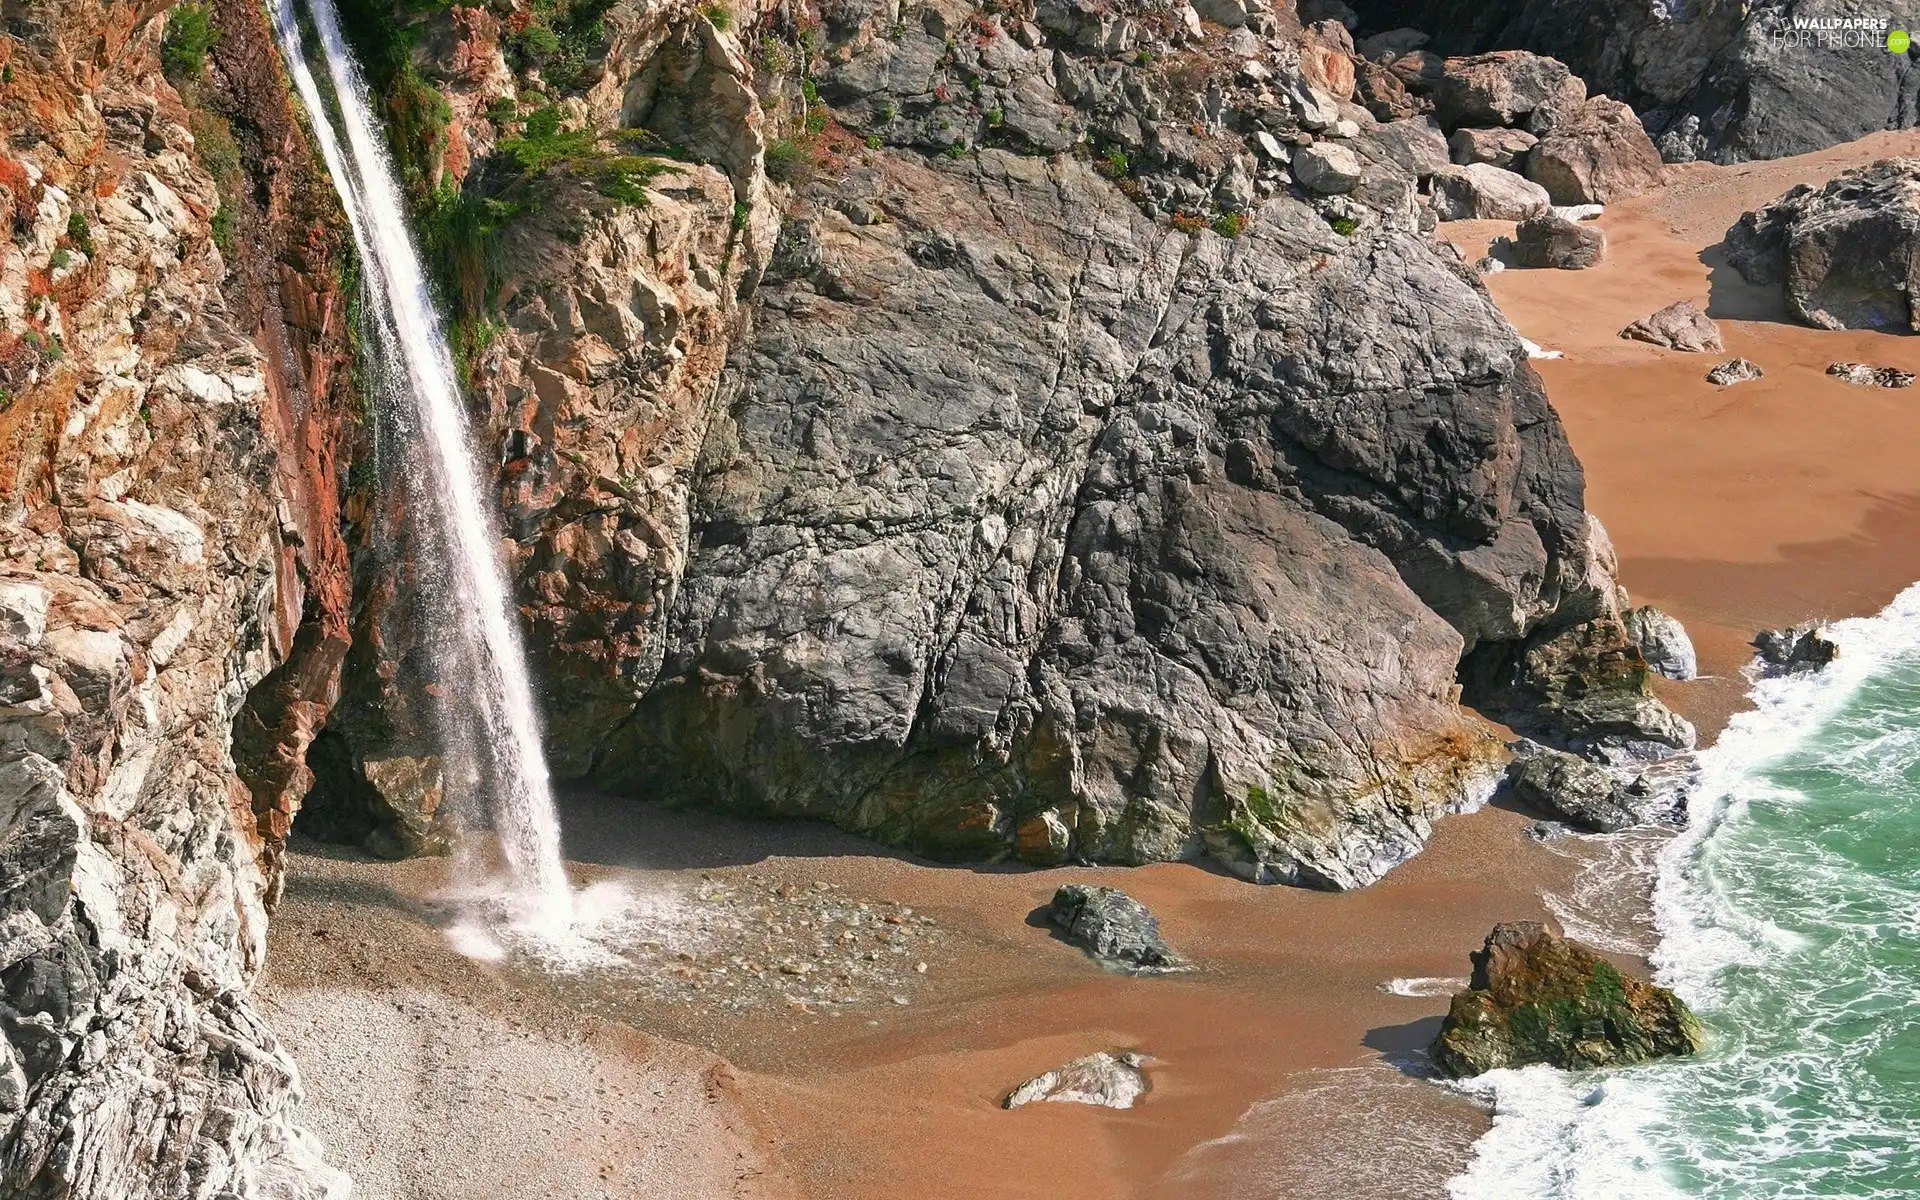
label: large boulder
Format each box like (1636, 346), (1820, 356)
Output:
(1431, 51), (1586, 131)
(1048, 885), (1190, 974)
(1507, 745), (1662, 832)
(1508, 212), (1606, 269)
(1431, 922), (1705, 1076)
(1429, 162), (1552, 220)
(1620, 300), (1724, 352)
(1523, 97), (1665, 205)
(1724, 158), (1920, 333)
(1464, 619), (1697, 756)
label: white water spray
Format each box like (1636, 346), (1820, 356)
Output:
(268, 0), (572, 932)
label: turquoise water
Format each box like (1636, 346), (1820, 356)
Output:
(1451, 586), (1920, 1199)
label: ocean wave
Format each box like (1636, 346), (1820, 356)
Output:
(1450, 580), (1920, 1199)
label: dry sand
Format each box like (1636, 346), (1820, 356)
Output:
(267, 133), (1920, 1199)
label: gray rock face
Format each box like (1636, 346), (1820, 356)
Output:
(1048, 885), (1190, 973)
(1624, 606), (1698, 681)
(1357, 0), (1920, 164)
(1724, 159), (1920, 333)
(1430, 161), (1552, 219)
(1706, 358), (1765, 386)
(1620, 301), (1724, 352)
(1005, 1050), (1153, 1109)
(1754, 623), (1841, 675)
(1523, 97), (1665, 205)
(1450, 126), (1538, 168)
(1508, 212), (1607, 268)
(0, 2), (352, 1194)
(1828, 362), (1918, 388)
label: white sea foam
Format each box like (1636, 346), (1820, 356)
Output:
(1378, 976), (1469, 997)
(1449, 581), (1920, 1199)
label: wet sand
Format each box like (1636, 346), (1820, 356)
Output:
(267, 134), (1920, 1198)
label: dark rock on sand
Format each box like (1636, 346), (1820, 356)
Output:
(1828, 362), (1917, 389)
(1508, 213), (1607, 269)
(1004, 1050), (1153, 1109)
(1754, 623), (1841, 676)
(1623, 605), (1697, 681)
(1431, 922), (1704, 1076)
(1724, 159), (1920, 333)
(1507, 745), (1643, 832)
(1049, 885), (1189, 974)
(1505, 741), (1692, 832)
(1620, 300), (1723, 352)
(1706, 358), (1764, 387)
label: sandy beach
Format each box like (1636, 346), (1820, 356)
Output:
(265, 133), (1920, 1199)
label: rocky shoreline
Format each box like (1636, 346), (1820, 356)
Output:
(3, 0), (1919, 1194)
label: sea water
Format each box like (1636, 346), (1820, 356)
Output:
(1451, 583), (1920, 1198)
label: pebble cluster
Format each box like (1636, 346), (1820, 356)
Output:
(539, 873), (946, 1017)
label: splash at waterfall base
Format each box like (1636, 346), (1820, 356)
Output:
(268, 0), (575, 936)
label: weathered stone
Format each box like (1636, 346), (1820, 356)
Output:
(1623, 605), (1697, 681)
(1388, 49), (1445, 94)
(1729, 159), (1919, 332)
(1449, 125), (1537, 168)
(1753, 623), (1841, 676)
(1827, 362), (1917, 388)
(1431, 51), (1585, 132)
(1465, 619), (1696, 755)
(1706, 358), (1764, 386)
(1524, 97), (1665, 205)
(1619, 300), (1723, 352)
(1431, 922), (1704, 1076)
(1294, 141), (1366, 193)
(1429, 162), (1551, 220)
(1508, 744), (1646, 832)
(1364, 116), (1451, 178)
(1049, 885), (1190, 973)
(1004, 1050), (1152, 1109)
(1508, 212), (1606, 269)
(1358, 27), (1430, 62)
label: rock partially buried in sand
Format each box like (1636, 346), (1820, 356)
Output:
(1706, 358), (1763, 386)
(1049, 884), (1190, 974)
(1004, 1050), (1152, 1109)
(1430, 922), (1704, 1077)
(1753, 622), (1840, 676)
(1827, 362), (1916, 389)
(1619, 300), (1723, 353)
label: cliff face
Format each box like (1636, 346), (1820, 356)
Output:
(1350, 0), (1920, 163)
(304, 0), (1686, 886)
(0, 1), (352, 1195)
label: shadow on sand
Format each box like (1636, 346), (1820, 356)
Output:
(1699, 241), (1791, 323)
(1364, 1014), (1449, 1080)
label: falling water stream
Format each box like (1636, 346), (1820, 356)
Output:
(268, 0), (573, 934)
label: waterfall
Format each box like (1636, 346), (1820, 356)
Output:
(268, 0), (573, 932)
